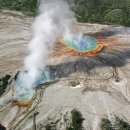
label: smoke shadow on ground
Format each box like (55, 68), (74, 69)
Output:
(12, 48), (130, 82)
(84, 26), (130, 38)
(49, 48), (130, 79)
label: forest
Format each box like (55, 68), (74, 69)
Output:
(0, 0), (130, 26)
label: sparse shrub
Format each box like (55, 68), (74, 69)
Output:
(0, 74), (11, 96)
(45, 124), (53, 130)
(69, 81), (80, 87)
(100, 118), (114, 130)
(100, 116), (130, 130)
(114, 116), (130, 130)
(67, 109), (84, 130)
(45, 122), (57, 130)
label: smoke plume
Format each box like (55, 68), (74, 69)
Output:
(13, 0), (75, 102)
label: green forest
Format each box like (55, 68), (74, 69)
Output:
(70, 0), (130, 26)
(0, 0), (130, 26)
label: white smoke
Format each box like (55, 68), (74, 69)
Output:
(13, 0), (75, 102)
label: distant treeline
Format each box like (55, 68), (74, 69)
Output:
(0, 0), (37, 15)
(69, 0), (130, 26)
(0, 0), (130, 26)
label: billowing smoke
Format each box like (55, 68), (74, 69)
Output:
(13, 0), (75, 102)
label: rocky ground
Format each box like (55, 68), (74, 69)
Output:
(0, 10), (130, 130)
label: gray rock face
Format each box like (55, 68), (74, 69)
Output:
(0, 10), (130, 130)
